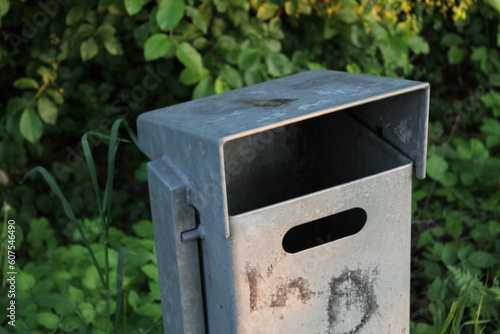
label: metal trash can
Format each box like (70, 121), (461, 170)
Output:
(137, 70), (429, 334)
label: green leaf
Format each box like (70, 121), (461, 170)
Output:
(469, 138), (488, 159)
(471, 46), (487, 62)
(156, 0), (185, 31)
(441, 33), (463, 47)
(128, 290), (139, 310)
(144, 33), (171, 61)
(179, 68), (202, 85)
(132, 220), (153, 238)
(485, 0), (500, 13)
(7, 97), (26, 115)
(79, 302), (96, 324)
(103, 35), (123, 55)
(257, 3), (279, 21)
(214, 75), (230, 94)
(237, 48), (259, 70)
(80, 37), (98, 62)
(176, 42), (204, 76)
(448, 46), (467, 64)
(468, 251), (498, 269)
(125, 0), (145, 15)
(263, 39), (281, 53)
(141, 263), (159, 281)
(269, 17), (284, 39)
(489, 73), (500, 86)
(221, 65), (242, 89)
(76, 24), (95, 38)
(13, 77), (39, 90)
(345, 63), (360, 73)
(17, 271), (36, 291)
(457, 244), (474, 260)
(284, 1), (296, 15)
(193, 75), (215, 99)
(337, 6), (357, 24)
(427, 276), (443, 301)
(19, 108), (43, 143)
(266, 52), (293, 77)
(186, 6), (208, 33)
(37, 66), (55, 83)
(481, 118), (500, 148)
(37, 96), (58, 125)
(426, 154), (448, 181)
(441, 243), (457, 266)
(244, 69), (262, 86)
(66, 5), (84, 25)
(408, 35), (429, 54)
(82, 266), (99, 290)
(0, 0), (10, 17)
(46, 89), (64, 105)
(36, 312), (60, 330)
(97, 25), (123, 55)
(213, 0), (228, 12)
(440, 172), (457, 187)
(68, 286), (84, 304)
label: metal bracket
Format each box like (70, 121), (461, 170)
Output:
(181, 226), (204, 242)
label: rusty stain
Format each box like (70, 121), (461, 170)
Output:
(238, 99), (297, 107)
(270, 277), (314, 308)
(245, 264), (261, 311)
(327, 269), (378, 334)
(270, 283), (287, 307)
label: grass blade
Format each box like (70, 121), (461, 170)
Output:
(82, 133), (104, 220)
(122, 121), (140, 148)
(23, 167), (77, 221)
(441, 301), (458, 334)
(139, 317), (163, 334)
(22, 167), (108, 291)
(113, 247), (127, 334)
(86, 130), (131, 143)
(103, 119), (123, 220)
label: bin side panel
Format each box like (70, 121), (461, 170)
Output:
(147, 159), (205, 334)
(350, 88), (430, 179)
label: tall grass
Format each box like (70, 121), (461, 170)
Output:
(22, 120), (159, 333)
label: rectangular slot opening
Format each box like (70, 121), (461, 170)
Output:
(282, 207), (367, 254)
(223, 107), (411, 216)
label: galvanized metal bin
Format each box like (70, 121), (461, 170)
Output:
(137, 70), (429, 334)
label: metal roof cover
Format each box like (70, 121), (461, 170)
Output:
(138, 70), (429, 178)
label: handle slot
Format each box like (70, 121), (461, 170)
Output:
(282, 207), (367, 254)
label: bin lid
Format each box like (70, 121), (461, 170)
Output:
(138, 70), (429, 178)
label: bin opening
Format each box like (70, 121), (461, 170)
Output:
(223, 109), (411, 216)
(282, 207), (367, 253)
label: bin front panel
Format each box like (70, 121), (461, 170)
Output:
(229, 163), (412, 334)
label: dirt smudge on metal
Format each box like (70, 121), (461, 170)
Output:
(270, 277), (315, 307)
(245, 264), (262, 311)
(238, 99), (297, 107)
(267, 263), (274, 277)
(327, 269), (378, 334)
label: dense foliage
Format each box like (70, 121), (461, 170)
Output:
(0, 0), (499, 333)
